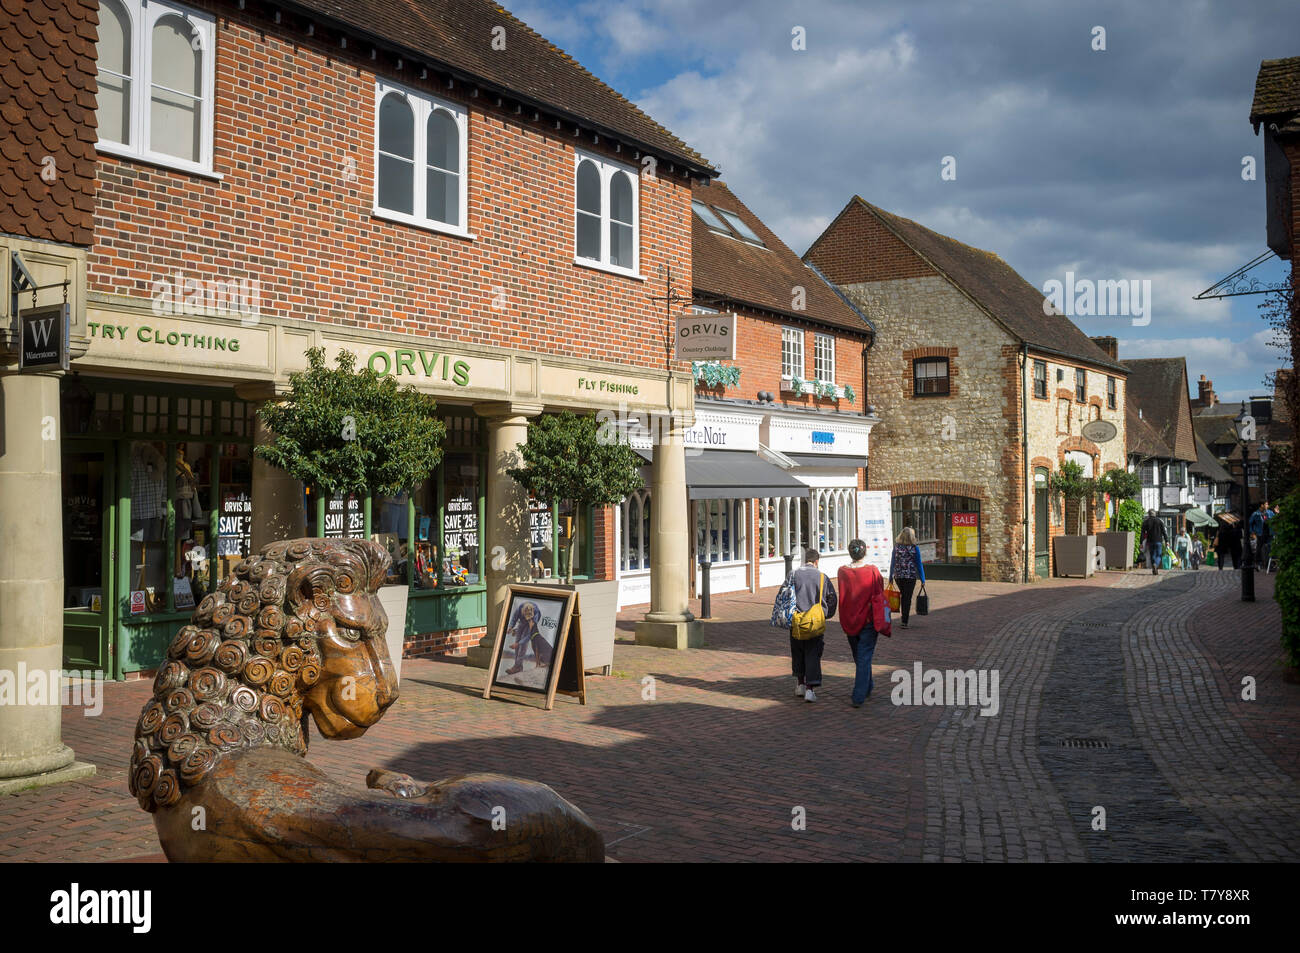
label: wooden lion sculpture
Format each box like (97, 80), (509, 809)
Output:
(129, 538), (604, 862)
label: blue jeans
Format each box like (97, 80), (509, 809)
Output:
(846, 628), (879, 705)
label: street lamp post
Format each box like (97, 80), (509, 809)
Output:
(1236, 410), (1255, 602)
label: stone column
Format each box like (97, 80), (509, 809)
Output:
(0, 368), (94, 792)
(636, 418), (702, 649)
(248, 406), (306, 551)
(466, 402), (542, 668)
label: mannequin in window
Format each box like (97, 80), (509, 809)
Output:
(130, 442), (166, 540)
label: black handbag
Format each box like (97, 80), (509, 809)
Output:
(916, 582), (929, 616)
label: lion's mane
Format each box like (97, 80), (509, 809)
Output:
(129, 538), (390, 812)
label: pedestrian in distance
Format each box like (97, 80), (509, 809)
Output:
(889, 527), (926, 628)
(1140, 509), (1166, 576)
(1253, 501), (1273, 572)
(788, 548), (837, 703)
(1231, 512), (1245, 569)
(1174, 528), (1191, 570)
(838, 539), (892, 708)
(1190, 534), (1204, 570)
(1215, 517), (1235, 570)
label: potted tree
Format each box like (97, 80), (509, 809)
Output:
(507, 411), (644, 675)
(1050, 459), (1096, 577)
(1095, 468), (1141, 570)
(255, 347), (446, 679)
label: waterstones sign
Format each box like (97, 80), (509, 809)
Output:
(19, 303), (69, 371)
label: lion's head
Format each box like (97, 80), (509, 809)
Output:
(129, 538), (398, 812)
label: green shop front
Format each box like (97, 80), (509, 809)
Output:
(62, 299), (687, 676)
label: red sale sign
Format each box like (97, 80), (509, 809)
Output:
(952, 512), (978, 527)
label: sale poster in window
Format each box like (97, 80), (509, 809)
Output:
(951, 512), (979, 558)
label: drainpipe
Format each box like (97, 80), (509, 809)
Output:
(1021, 342), (1030, 583)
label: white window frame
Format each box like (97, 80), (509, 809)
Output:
(95, 0), (218, 178)
(813, 333), (836, 383)
(695, 498), (747, 564)
(573, 150), (641, 278)
(619, 489), (651, 573)
(782, 327), (804, 379)
(372, 79), (471, 239)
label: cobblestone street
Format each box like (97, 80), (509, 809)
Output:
(1, 568), (1295, 862)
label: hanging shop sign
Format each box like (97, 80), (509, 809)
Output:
(674, 312), (736, 361)
(18, 304), (70, 371)
(950, 511), (980, 558)
(1161, 486), (1182, 507)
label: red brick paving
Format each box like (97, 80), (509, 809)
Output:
(0, 568), (1293, 862)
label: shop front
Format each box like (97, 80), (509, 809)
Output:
(763, 407), (873, 578)
(62, 296), (693, 676)
(891, 494), (982, 581)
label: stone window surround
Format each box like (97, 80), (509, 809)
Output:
(904, 346), (958, 398)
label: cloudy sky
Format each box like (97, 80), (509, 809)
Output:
(515, 0), (1298, 402)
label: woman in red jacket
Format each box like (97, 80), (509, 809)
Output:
(837, 538), (892, 708)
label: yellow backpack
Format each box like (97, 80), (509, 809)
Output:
(791, 573), (826, 640)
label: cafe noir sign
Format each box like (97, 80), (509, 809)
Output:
(675, 311), (736, 361)
(18, 304), (70, 372)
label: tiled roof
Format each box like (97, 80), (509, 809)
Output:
(692, 181), (869, 332)
(0, 0), (98, 246)
(1123, 357), (1197, 462)
(1191, 435), (1232, 483)
(282, 0), (714, 173)
(1194, 412), (1241, 448)
(1127, 401), (1171, 458)
(845, 198), (1126, 372)
(1250, 55), (1300, 130)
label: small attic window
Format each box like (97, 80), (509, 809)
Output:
(715, 209), (765, 246)
(692, 201), (733, 235)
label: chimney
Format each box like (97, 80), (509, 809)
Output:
(1090, 335), (1118, 361)
(1192, 374), (1216, 410)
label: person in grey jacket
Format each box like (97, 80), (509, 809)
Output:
(789, 548), (837, 703)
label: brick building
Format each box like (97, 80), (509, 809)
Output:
(805, 197), (1127, 582)
(616, 180), (877, 607)
(5, 0), (720, 679)
(0, 0), (102, 791)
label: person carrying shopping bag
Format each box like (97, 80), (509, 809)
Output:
(838, 539), (892, 708)
(889, 527), (926, 629)
(788, 548), (837, 703)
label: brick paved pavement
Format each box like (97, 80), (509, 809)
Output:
(0, 567), (1295, 862)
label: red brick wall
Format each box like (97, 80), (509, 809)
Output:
(692, 306), (869, 410)
(88, 2), (693, 368)
(593, 505), (614, 580)
(804, 200), (936, 286)
(406, 626), (485, 658)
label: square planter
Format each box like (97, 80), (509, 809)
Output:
(1094, 531), (1135, 570)
(531, 577), (618, 675)
(1053, 534), (1097, 578)
(376, 583), (409, 682)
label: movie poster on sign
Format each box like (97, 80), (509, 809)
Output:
(494, 592), (568, 691)
(856, 490), (893, 576)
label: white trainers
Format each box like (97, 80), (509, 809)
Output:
(804, 688), (817, 703)
(795, 681), (806, 698)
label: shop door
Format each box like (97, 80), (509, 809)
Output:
(1034, 484), (1050, 578)
(62, 444), (114, 673)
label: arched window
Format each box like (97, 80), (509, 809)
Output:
(619, 489), (651, 573)
(378, 92), (415, 215)
(96, 0), (132, 145)
(95, 1), (215, 171)
(426, 109), (460, 226)
(374, 82), (468, 232)
(574, 152), (639, 273)
(150, 15), (203, 162)
(575, 159), (602, 261)
(609, 170), (634, 268)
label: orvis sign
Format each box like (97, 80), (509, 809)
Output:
(18, 304), (69, 371)
(674, 312), (736, 361)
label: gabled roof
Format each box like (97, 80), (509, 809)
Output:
(281, 0), (714, 173)
(822, 198), (1126, 372)
(1194, 412), (1241, 448)
(1191, 435), (1233, 483)
(1250, 55), (1300, 134)
(1127, 402), (1171, 459)
(1122, 357), (1197, 462)
(691, 181), (869, 332)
